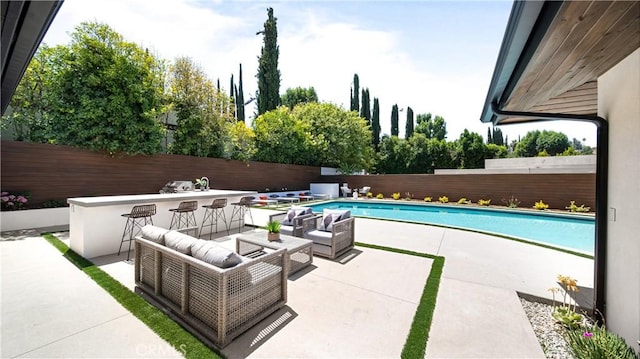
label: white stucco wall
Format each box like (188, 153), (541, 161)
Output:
(599, 48), (640, 349)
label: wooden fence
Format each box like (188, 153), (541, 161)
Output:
(1, 141), (595, 210)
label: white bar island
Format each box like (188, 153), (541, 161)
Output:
(67, 189), (257, 259)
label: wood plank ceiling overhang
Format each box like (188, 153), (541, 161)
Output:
(481, 0), (640, 125)
(1, 0), (64, 115)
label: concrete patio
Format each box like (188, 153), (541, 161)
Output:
(0, 217), (594, 358)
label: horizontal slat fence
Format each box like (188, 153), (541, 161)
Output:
(1, 141), (595, 210)
(322, 173), (595, 210)
(0, 141), (321, 206)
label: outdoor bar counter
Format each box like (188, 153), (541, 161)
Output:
(67, 189), (257, 258)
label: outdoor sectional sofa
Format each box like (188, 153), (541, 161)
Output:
(134, 225), (287, 348)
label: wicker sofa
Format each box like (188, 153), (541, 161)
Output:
(134, 225), (287, 348)
(301, 210), (355, 259)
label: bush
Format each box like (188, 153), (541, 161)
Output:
(392, 192), (401, 200)
(478, 199), (491, 206)
(566, 201), (590, 213)
(424, 196), (432, 202)
(534, 200), (549, 210)
(405, 192), (413, 201)
(1, 191), (29, 211)
(565, 324), (638, 359)
(502, 195), (520, 208)
(457, 198), (470, 205)
(376, 193), (384, 199)
(367, 192), (373, 198)
(438, 196), (449, 203)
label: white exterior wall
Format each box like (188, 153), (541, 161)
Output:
(599, 48), (640, 349)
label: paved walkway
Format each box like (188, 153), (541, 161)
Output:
(0, 218), (594, 358)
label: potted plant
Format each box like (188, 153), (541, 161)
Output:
(266, 220), (281, 241)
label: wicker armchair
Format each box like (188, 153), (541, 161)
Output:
(134, 236), (287, 348)
(269, 209), (314, 238)
(301, 213), (355, 259)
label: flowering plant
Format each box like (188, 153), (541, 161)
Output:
(549, 274), (583, 329)
(1, 191), (28, 211)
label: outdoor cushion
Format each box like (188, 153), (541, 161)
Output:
(192, 241), (242, 269)
(280, 224), (294, 236)
(281, 206), (313, 225)
(305, 229), (333, 246)
(141, 225), (170, 245)
(164, 230), (198, 255)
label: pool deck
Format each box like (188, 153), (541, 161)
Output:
(1, 217), (594, 358)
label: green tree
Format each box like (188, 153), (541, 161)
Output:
(169, 56), (234, 157)
(405, 133), (453, 173)
(391, 104), (399, 136)
(486, 143), (509, 159)
(487, 127), (492, 144)
(492, 127), (504, 146)
(221, 121), (255, 161)
(2, 44), (67, 142)
(252, 106), (312, 164)
(376, 135), (408, 174)
(514, 130), (540, 157)
(49, 22), (166, 155)
(415, 113), (447, 140)
(360, 88), (370, 126)
(536, 130), (570, 155)
(256, 7), (280, 115)
(294, 102), (374, 172)
(351, 73), (360, 112)
(405, 106), (414, 139)
(236, 63), (245, 121)
(280, 86), (318, 110)
(454, 129), (487, 169)
(372, 97), (380, 150)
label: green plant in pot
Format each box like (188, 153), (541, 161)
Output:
(266, 221), (281, 241)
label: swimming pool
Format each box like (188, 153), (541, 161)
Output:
(307, 201), (595, 254)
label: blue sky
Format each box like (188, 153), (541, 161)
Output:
(42, 0), (597, 146)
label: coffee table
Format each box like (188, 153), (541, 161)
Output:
(236, 231), (313, 276)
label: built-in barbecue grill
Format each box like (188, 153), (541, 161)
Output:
(159, 180), (194, 194)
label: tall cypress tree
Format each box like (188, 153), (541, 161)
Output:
(229, 74), (235, 117)
(351, 73), (360, 112)
(391, 104), (399, 136)
(487, 127), (493, 144)
(372, 97), (380, 149)
(360, 88), (370, 126)
(405, 106), (414, 139)
(256, 7), (280, 115)
(236, 63), (245, 121)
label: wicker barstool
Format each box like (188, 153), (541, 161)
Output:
(118, 204), (156, 260)
(229, 196), (255, 232)
(169, 200), (198, 230)
(199, 198), (229, 239)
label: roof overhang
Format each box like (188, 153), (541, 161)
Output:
(1, 0), (64, 115)
(480, 0), (640, 125)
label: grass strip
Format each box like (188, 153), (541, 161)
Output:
(42, 233), (221, 359)
(355, 242), (444, 358)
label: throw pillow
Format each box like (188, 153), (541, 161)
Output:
(192, 242), (242, 269)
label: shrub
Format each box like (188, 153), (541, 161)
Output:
(424, 196), (432, 202)
(1, 191), (29, 211)
(565, 324), (639, 359)
(376, 193), (384, 199)
(405, 192), (413, 201)
(502, 196), (520, 208)
(438, 196), (449, 203)
(478, 199), (491, 206)
(566, 201), (590, 213)
(457, 197), (470, 204)
(392, 192), (401, 200)
(534, 200), (549, 210)
(366, 192), (373, 198)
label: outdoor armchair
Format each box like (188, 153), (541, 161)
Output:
(302, 209), (355, 259)
(269, 206), (314, 237)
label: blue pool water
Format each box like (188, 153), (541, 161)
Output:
(307, 201), (594, 254)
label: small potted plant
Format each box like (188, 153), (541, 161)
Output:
(266, 220), (281, 241)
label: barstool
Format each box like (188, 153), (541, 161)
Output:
(169, 200), (198, 230)
(118, 204), (156, 261)
(229, 196), (255, 232)
(199, 198), (229, 239)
